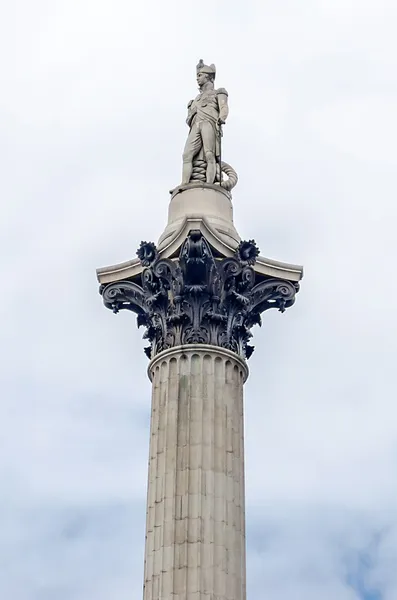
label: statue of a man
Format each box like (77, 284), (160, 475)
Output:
(181, 60), (229, 185)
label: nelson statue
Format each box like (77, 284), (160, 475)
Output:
(181, 59), (229, 186)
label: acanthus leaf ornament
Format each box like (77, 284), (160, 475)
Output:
(100, 231), (300, 359)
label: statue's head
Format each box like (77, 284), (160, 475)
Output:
(196, 59), (216, 88)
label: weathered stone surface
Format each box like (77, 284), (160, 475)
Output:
(143, 345), (248, 600)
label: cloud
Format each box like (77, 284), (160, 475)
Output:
(309, 95), (397, 164)
(1, 1), (397, 599)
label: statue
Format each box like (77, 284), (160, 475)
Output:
(181, 59), (229, 186)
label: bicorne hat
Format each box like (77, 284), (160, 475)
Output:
(196, 59), (216, 77)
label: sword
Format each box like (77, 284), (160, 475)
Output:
(218, 120), (223, 187)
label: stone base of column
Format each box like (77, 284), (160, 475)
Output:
(143, 345), (248, 600)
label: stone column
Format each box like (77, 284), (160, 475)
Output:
(143, 345), (248, 600)
(96, 59), (303, 600)
(98, 229), (300, 600)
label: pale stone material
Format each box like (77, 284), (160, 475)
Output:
(157, 185), (240, 252)
(143, 345), (248, 600)
(181, 60), (229, 186)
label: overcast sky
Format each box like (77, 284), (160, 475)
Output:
(1, 1), (397, 599)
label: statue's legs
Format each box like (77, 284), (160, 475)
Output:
(182, 125), (202, 184)
(201, 121), (217, 184)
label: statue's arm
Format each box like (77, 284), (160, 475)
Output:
(217, 88), (229, 124)
(186, 99), (196, 127)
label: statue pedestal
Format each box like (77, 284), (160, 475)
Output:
(158, 184), (241, 255)
(96, 183), (303, 285)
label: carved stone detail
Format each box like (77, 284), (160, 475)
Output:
(190, 159), (238, 191)
(100, 232), (299, 360)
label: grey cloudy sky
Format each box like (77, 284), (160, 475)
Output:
(1, 1), (397, 598)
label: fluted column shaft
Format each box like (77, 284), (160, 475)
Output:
(143, 345), (248, 600)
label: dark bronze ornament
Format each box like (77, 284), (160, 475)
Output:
(137, 241), (158, 266)
(236, 239), (260, 266)
(100, 231), (299, 360)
